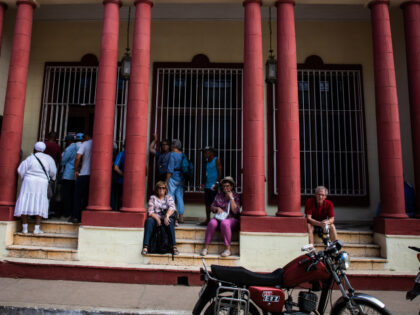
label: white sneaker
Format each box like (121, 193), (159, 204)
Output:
(22, 224), (28, 234)
(34, 225), (44, 234)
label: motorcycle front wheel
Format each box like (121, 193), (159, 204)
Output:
(331, 300), (393, 315)
(202, 299), (262, 315)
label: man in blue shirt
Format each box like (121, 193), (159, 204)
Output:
(60, 133), (82, 218)
(200, 146), (222, 225)
(113, 144), (125, 211)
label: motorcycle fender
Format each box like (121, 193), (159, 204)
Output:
(192, 280), (218, 315)
(331, 292), (386, 313)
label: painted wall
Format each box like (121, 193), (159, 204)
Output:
(0, 8), (15, 116)
(12, 12), (414, 222)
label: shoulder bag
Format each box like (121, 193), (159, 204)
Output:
(33, 154), (55, 199)
(215, 199), (230, 221)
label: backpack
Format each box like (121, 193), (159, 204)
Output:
(181, 153), (194, 183)
(149, 224), (173, 255)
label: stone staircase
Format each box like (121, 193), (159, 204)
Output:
(7, 220), (79, 261)
(144, 222), (240, 267)
(314, 229), (387, 270)
(5, 219), (386, 271)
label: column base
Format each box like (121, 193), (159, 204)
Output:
(241, 216), (307, 233)
(241, 210), (267, 217)
(373, 217), (420, 235)
(0, 205), (15, 221)
(85, 205), (112, 211)
(82, 210), (146, 228)
(120, 207), (146, 213)
(275, 211), (303, 217)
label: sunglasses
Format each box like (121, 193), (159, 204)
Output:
(157, 186), (166, 190)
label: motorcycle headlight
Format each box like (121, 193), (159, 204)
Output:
(338, 252), (350, 270)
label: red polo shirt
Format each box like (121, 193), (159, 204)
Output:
(305, 197), (334, 221)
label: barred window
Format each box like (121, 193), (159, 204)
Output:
(267, 59), (368, 206)
(39, 59), (128, 151)
(148, 59), (243, 201)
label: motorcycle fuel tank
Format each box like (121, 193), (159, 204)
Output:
(249, 286), (285, 313)
(282, 254), (330, 288)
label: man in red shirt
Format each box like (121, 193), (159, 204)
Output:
(44, 131), (61, 166)
(305, 186), (337, 245)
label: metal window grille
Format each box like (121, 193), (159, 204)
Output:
(271, 69), (367, 197)
(39, 65), (128, 151)
(151, 67), (243, 193)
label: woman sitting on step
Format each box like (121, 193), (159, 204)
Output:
(15, 142), (57, 234)
(142, 181), (179, 255)
(200, 176), (241, 257)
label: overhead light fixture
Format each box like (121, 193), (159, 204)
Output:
(265, 6), (277, 84)
(120, 6), (132, 80)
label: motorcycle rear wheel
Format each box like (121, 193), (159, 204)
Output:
(331, 300), (393, 315)
(202, 300), (262, 315)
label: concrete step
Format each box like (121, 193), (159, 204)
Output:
(315, 243), (380, 257)
(175, 224), (239, 242)
(349, 257), (387, 270)
(314, 230), (373, 244)
(143, 252), (239, 267)
(7, 245), (78, 261)
(176, 239), (239, 255)
(13, 232), (78, 249)
(25, 220), (79, 235)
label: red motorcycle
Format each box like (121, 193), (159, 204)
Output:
(193, 227), (392, 315)
(406, 246), (420, 303)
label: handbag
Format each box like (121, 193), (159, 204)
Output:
(33, 154), (55, 199)
(215, 200), (230, 221)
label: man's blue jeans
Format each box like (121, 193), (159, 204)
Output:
(143, 217), (176, 247)
(168, 178), (184, 215)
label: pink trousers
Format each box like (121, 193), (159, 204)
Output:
(204, 217), (239, 246)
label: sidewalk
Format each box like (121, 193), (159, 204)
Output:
(0, 277), (417, 314)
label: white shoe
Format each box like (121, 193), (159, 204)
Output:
(33, 229), (44, 235)
(22, 224), (28, 234)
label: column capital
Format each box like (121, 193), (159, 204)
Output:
(134, 0), (153, 7)
(103, 0), (122, 7)
(401, 0), (420, 9)
(275, 0), (295, 6)
(368, 0), (389, 9)
(16, 0), (37, 9)
(243, 0), (262, 7)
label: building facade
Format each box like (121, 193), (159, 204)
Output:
(0, 0), (419, 279)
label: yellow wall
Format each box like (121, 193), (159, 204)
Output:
(0, 9), (15, 116)
(3, 11), (414, 221)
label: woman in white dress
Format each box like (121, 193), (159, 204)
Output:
(15, 142), (57, 234)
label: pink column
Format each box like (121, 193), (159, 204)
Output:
(402, 0), (420, 218)
(0, 3), (7, 55)
(369, 0), (406, 218)
(0, 0), (35, 220)
(120, 0), (152, 213)
(275, 0), (301, 217)
(87, 0), (121, 211)
(242, 0), (266, 216)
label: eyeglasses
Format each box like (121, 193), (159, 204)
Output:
(157, 187), (166, 190)
(222, 184), (231, 188)
(161, 143), (169, 146)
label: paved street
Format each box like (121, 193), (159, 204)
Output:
(0, 277), (418, 314)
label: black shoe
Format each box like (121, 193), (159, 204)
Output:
(71, 218), (81, 224)
(67, 217), (74, 223)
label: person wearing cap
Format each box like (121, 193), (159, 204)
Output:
(72, 133), (92, 223)
(166, 139), (184, 224)
(149, 134), (171, 182)
(14, 142), (57, 234)
(59, 134), (81, 219)
(200, 176), (240, 257)
(200, 146), (222, 226)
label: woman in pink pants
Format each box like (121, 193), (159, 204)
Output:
(200, 176), (240, 257)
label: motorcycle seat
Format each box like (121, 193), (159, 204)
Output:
(211, 265), (284, 287)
